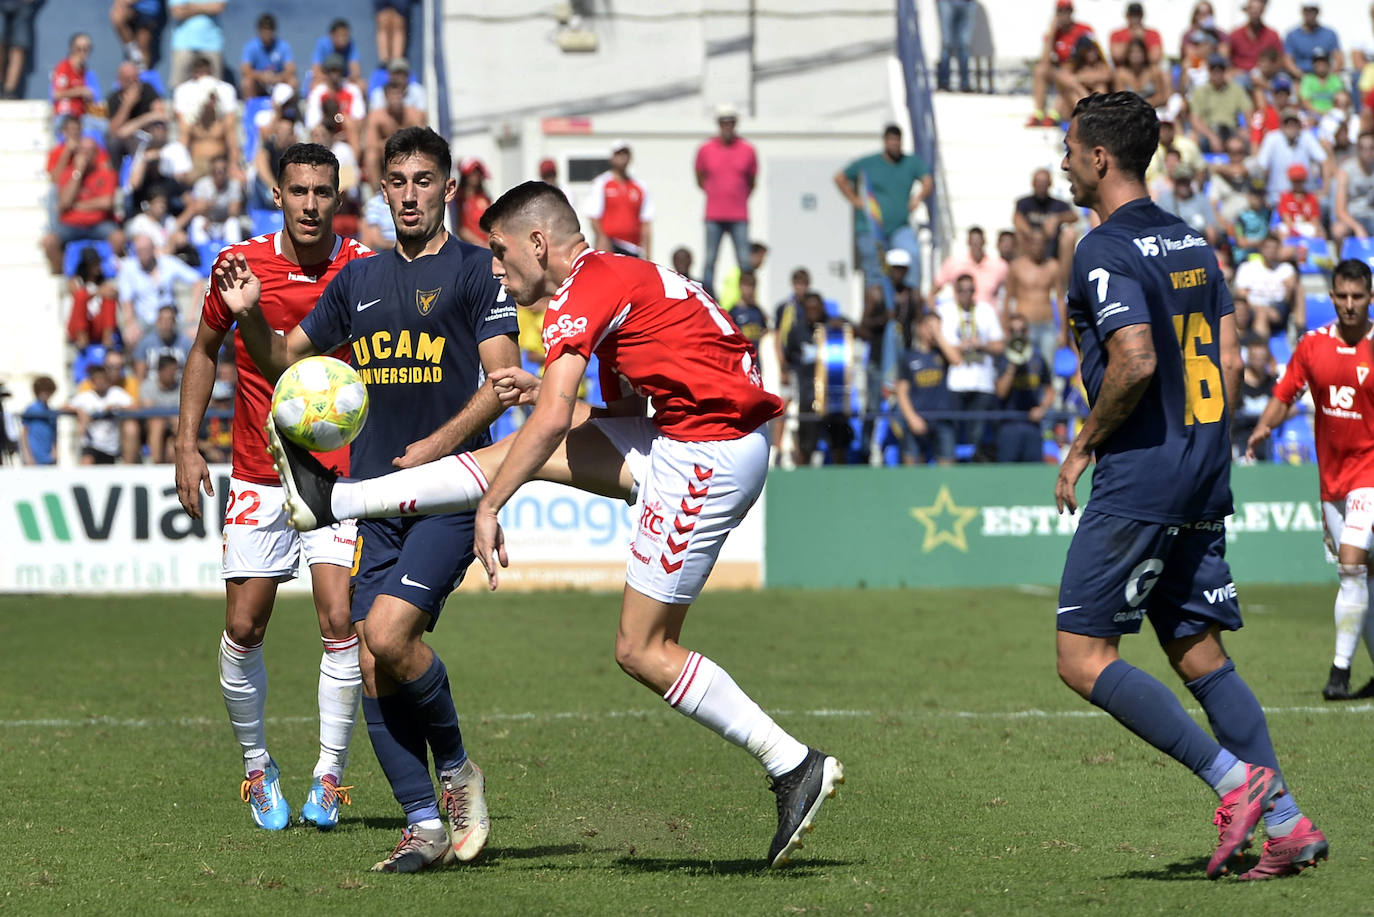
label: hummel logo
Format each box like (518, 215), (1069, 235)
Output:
(400, 574), (431, 590)
(1056, 605), (1082, 615)
(356, 298), (382, 312)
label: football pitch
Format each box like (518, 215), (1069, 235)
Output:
(2, 585), (1370, 915)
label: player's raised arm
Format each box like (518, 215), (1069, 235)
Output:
(214, 251), (318, 381)
(1055, 323), (1156, 514)
(174, 315), (228, 517)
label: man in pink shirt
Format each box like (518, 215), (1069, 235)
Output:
(931, 225), (1007, 308)
(694, 103), (758, 297)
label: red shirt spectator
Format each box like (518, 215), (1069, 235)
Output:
(1053, 21), (1096, 64)
(67, 282), (120, 348)
(56, 157), (118, 228)
(457, 158), (491, 246)
(694, 112), (758, 224)
(1229, 20), (1283, 72)
(51, 33), (95, 120)
(586, 141), (653, 255)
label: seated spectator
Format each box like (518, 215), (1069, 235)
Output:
(364, 79), (426, 189)
(1256, 107), (1327, 201)
(1285, 2), (1341, 75)
(126, 188), (193, 257)
(374, 0), (412, 64)
(1211, 135), (1254, 231)
(1277, 163), (1324, 238)
(47, 114), (108, 183)
(938, 273), (1003, 460)
(1178, 28), (1217, 94)
(1013, 168), (1075, 260)
(167, 0), (225, 88)
(1232, 334), (1278, 460)
(117, 233), (202, 345)
(1190, 55), (1253, 153)
(1228, 0), (1287, 80)
(457, 158), (491, 245)
(132, 303), (190, 381)
(51, 32), (97, 124)
(1108, 2), (1161, 67)
(311, 18), (362, 88)
(105, 60), (165, 170)
(1005, 225), (1061, 361)
(726, 271), (768, 375)
(69, 363), (133, 464)
(1247, 46), (1285, 110)
(182, 87), (237, 182)
(66, 246), (121, 354)
(172, 52), (236, 132)
(1157, 164), (1221, 244)
(1146, 112), (1206, 188)
(1233, 177), (1273, 258)
(109, 0), (164, 69)
(239, 12), (295, 98)
(895, 312), (958, 466)
(187, 153), (245, 247)
(305, 53), (365, 156)
(367, 57), (426, 112)
(671, 246), (697, 284)
(994, 313), (1054, 463)
(1233, 233), (1298, 336)
(127, 116), (193, 212)
(42, 137), (124, 276)
(1179, 1), (1226, 60)
(1298, 48), (1343, 116)
(19, 376), (59, 465)
(1059, 36), (1112, 111)
(1113, 37), (1169, 108)
(359, 189), (396, 252)
(1334, 131), (1374, 251)
(1027, 0), (1095, 126)
(1319, 90), (1356, 156)
(1249, 73), (1292, 147)
(172, 54), (239, 176)
(140, 353), (182, 463)
(931, 225), (1007, 309)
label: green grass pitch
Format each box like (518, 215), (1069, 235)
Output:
(1, 585), (1371, 915)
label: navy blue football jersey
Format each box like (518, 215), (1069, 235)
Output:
(1066, 197), (1234, 523)
(300, 236), (518, 479)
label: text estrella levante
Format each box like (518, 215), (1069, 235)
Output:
(909, 485), (979, 553)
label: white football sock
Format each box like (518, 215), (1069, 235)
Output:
(330, 453), (486, 520)
(663, 652), (809, 778)
(219, 631), (269, 775)
(1364, 573), (1374, 665)
(1334, 564), (1366, 669)
(315, 634), (361, 780)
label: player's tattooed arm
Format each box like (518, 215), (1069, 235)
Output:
(1055, 323), (1156, 513)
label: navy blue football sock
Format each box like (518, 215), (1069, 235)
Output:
(398, 654), (467, 777)
(362, 693), (437, 822)
(1089, 659), (1222, 778)
(1186, 659), (1301, 827)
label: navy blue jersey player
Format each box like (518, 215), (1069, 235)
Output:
(215, 127), (519, 873)
(1055, 92), (1327, 881)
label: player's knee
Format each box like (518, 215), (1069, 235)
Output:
(225, 619), (267, 647)
(365, 626), (410, 675)
(1055, 653), (1095, 699)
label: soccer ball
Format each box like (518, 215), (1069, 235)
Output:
(270, 355), (369, 452)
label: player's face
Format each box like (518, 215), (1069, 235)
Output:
(487, 223), (547, 307)
(1061, 121), (1097, 209)
(1332, 276), (1372, 331)
(275, 163), (339, 250)
(382, 153), (456, 247)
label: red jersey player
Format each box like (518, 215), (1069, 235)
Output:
(264, 181), (846, 868)
(175, 143), (372, 831)
(1247, 258), (1374, 701)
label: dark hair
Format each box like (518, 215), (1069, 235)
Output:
(33, 375), (56, 397)
(1126, 36), (1148, 62)
(738, 270), (757, 285)
(1071, 91), (1159, 182)
(76, 246), (105, 284)
(383, 127), (452, 178)
(156, 354), (180, 371)
(883, 123), (902, 138)
(1332, 258), (1373, 292)
(749, 241), (769, 255)
(967, 225), (985, 239)
(955, 273), (975, 287)
(1126, 1), (1144, 16)
(791, 267), (811, 283)
(479, 180), (579, 234)
(329, 18), (350, 32)
(276, 142), (340, 187)
(256, 12), (276, 29)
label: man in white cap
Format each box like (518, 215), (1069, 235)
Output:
(585, 139), (653, 258)
(695, 103), (758, 297)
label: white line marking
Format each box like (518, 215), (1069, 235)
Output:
(4, 704), (1372, 729)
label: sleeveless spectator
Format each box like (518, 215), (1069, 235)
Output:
(167, 0), (225, 87)
(695, 104), (758, 297)
(51, 32), (96, 122)
(249, 103), (302, 209)
(172, 52), (237, 144)
(239, 12), (296, 98)
(364, 79), (425, 189)
(1334, 132), (1374, 249)
(67, 246), (121, 353)
(1113, 37), (1169, 108)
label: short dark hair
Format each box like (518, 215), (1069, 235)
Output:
(257, 12), (276, 29)
(1071, 91), (1159, 182)
(749, 241), (769, 255)
(738, 270), (757, 285)
(1332, 258), (1373, 292)
(955, 273), (975, 287)
(383, 127), (452, 178)
(276, 142), (339, 187)
(967, 225), (985, 240)
(156, 354), (180, 371)
(479, 180), (580, 235)
(329, 18), (350, 32)
(791, 267), (811, 283)
(33, 375), (56, 398)
(883, 123), (902, 138)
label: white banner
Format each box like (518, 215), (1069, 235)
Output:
(0, 466), (762, 594)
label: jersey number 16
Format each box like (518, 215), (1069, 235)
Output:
(1172, 312), (1223, 426)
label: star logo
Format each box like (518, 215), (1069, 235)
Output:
(908, 485), (979, 553)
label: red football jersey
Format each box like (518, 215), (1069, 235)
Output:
(542, 251), (782, 441)
(201, 232), (373, 484)
(1273, 323), (1374, 501)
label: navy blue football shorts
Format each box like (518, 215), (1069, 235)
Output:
(1057, 510), (1242, 645)
(350, 513), (475, 631)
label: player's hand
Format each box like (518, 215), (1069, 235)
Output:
(488, 366), (541, 408)
(392, 435), (446, 468)
(175, 447), (214, 518)
(1244, 425), (1269, 461)
(214, 252), (262, 317)
(1055, 448), (1091, 514)
(473, 507), (508, 591)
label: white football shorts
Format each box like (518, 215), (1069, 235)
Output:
(1322, 487), (1374, 558)
(221, 476), (358, 580)
(591, 417), (768, 604)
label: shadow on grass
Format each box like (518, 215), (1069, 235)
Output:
(1109, 854), (1220, 881)
(487, 843), (591, 862)
(613, 856), (852, 876)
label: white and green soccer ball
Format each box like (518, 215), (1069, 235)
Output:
(270, 355), (369, 452)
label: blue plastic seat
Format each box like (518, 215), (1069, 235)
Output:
(1286, 235), (1329, 275)
(1341, 236), (1374, 267)
(249, 208), (284, 236)
(1305, 292), (1335, 330)
(1273, 414), (1315, 464)
(63, 239), (116, 278)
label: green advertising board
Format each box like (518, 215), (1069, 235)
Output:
(765, 463), (1330, 589)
